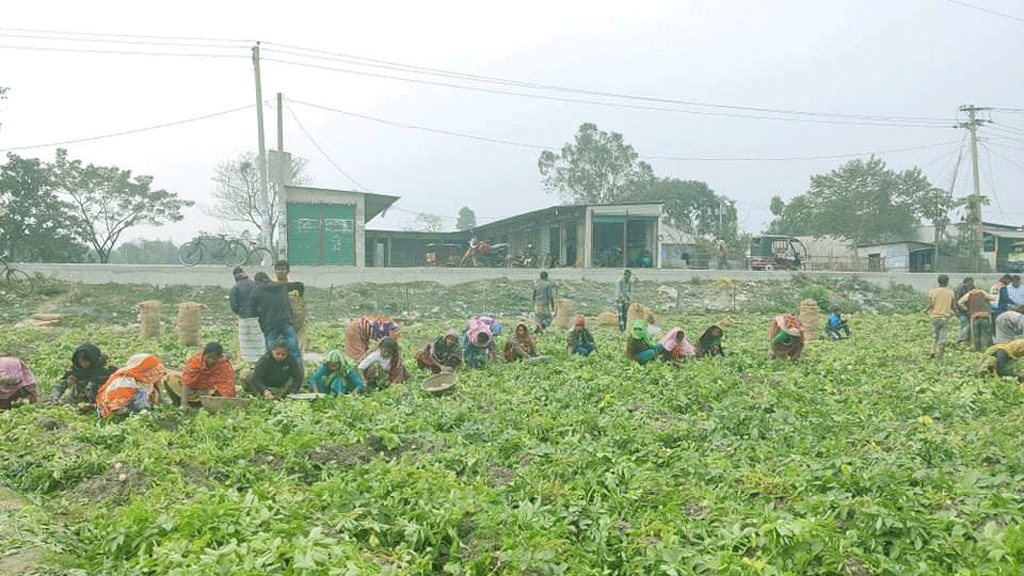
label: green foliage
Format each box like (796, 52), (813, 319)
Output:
(2, 310), (1024, 574)
(538, 123), (654, 204)
(769, 157), (948, 248)
(51, 149), (193, 263)
(632, 178), (738, 241)
(798, 283), (832, 311)
(0, 152), (89, 262)
(456, 207), (476, 231)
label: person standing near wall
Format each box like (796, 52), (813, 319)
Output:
(229, 267), (264, 363)
(532, 271), (555, 334)
(274, 260), (307, 354)
(615, 269), (633, 333)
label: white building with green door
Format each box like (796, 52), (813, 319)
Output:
(283, 186), (399, 267)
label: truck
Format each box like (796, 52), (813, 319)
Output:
(748, 235), (807, 271)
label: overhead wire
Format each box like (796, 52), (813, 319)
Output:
(0, 26), (252, 44)
(0, 44), (247, 58)
(261, 43), (952, 125)
(290, 97), (960, 162)
(0, 30), (247, 50)
(0, 104), (255, 152)
(267, 59), (950, 128)
(979, 142), (1003, 209)
(943, 0), (1024, 23)
(284, 103), (368, 192)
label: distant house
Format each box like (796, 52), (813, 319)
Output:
(854, 221), (1024, 273)
(366, 202), (664, 268)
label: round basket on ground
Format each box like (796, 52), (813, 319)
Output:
(421, 372), (458, 395)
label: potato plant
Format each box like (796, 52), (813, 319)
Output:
(1, 312), (1023, 575)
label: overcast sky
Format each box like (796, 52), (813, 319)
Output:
(1, 0), (1022, 245)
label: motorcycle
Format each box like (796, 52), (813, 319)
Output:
(459, 239), (510, 267)
(509, 244), (539, 268)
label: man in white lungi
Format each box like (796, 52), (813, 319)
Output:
(229, 267), (264, 362)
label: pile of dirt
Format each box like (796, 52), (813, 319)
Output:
(69, 464), (147, 504)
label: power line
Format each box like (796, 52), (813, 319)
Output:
(268, 59), (949, 128)
(985, 143), (1024, 172)
(979, 143), (1003, 209)
(0, 43), (246, 59)
(284, 103), (368, 191)
(0, 104), (255, 152)
(943, 0), (1024, 23)
(289, 98), (960, 162)
(0, 25), (252, 44)
(262, 43), (952, 125)
(0, 30), (246, 50)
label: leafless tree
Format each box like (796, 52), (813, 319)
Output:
(210, 152), (311, 255)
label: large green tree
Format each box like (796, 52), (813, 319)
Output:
(631, 178), (737, 239)
(774, 156), (947, 250)
(0, 152), (87, 262)
(52, 149), (193, 263)
(456, 207), (476, 231)
(538, 123), (654, 204)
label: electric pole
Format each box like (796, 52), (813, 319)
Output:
(958, 104), (990, 271)
(252, 43), (272, 256)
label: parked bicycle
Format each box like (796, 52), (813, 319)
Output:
(178, 235), (274, 267)
(0, 253), (33, 296)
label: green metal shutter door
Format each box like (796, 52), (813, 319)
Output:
(322, 204), (355, 265)
(288, 203), (322, 265)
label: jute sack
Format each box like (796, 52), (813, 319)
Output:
(176, 302), (202, 346)
(552, 298), (574, 329)
(595, 311), (619, 326)
(137, 300), (162, 339)
(627, 302), (657, 327)
(799, 299), (820, 342)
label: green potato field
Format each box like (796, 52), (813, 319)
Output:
(2, 296), (1024, 575)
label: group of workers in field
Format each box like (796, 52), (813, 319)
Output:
(3, 267), (1024, 416)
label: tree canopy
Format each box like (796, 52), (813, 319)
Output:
(538, 123), (654, 205)
(456, 207), (476, 231)
(768, 156), (949, 249)
(0, 152), (87, 262)
(632, 178), (737, 240)
(51, 149), (192, 263)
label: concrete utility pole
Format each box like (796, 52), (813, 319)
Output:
(958, 104), (990, 271)
(252, 43), (272, 255)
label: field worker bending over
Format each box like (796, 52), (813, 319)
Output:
(626, 319), (664, 365)
(415, 330), (463, 374)
(505, 322), (539, 361)
(769, 314), (804, 360)
(659, 327), (696, 362)
(52, 342), (116, 405)
(250, 272), (303, 362)
(696, 325), (726, 358)
(95, 354), (166, 418)
(994, 307), (1024, 344)
(309, 349), (365, 395)
(357, 337), (409, 389)
(241, 339), (304, 400)
(0, 355), (38, 410)
(566, 314), (596, 356)
(975, 340), (1024, 381)
(229, 267), (264, 363)
(346, 315), (400, 361)
(532, 271), (555, 334)
(462, 315), (501, 369)
(178, 342), (235, 409)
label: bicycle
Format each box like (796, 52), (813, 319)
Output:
(178, 235), (274, 267)
(0, 253), (33, 296)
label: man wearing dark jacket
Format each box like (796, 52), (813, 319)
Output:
(241, 339), (304, 399)
(229, 267), (264, 362)
(249, 272), (303, 361)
